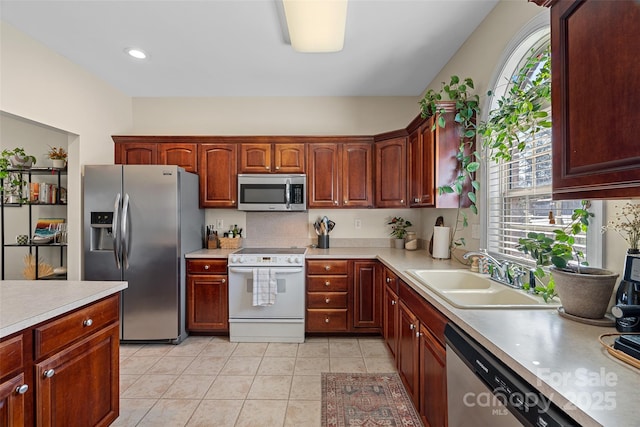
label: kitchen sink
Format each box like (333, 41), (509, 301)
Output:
(405, 269), (559, 309)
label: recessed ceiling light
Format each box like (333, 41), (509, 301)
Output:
(125, 48), (147, 60)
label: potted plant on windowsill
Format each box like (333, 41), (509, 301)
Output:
(388, 216), (413, 249)
(518, 201), (619, 320)
(47, 146), (68, 169)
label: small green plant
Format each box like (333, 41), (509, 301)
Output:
(387, 217), (413, 239)
(518, 200), (592, 301)
(1, 148), (36, 203)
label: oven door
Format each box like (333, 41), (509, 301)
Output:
(228, 266), (305, 319)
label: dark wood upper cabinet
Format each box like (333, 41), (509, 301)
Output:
(307, 143), (341, 208)
(158, 143), (198, 173)
(239, 142), (305, 173)
(408, 120), (434, 207)
(114, 142), (156, 165)
(342, 143), (373, 208)
(375, 135), (408, 208)
(199, 143), (237, 208)
(549, 0), (640, 199)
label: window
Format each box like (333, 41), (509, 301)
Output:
(483, 19), (602, 267)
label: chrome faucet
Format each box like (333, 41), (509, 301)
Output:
(463, 251), (524, 288)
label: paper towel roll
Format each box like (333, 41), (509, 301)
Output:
(432, 226), (451, 259)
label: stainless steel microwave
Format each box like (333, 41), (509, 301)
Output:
(237, 174), (306, 211)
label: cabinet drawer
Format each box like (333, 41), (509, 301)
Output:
(306, 309), (348, 332)
(34, 295), (119, 359)
(0, 335), (24, 378)
(307, 276), (348, 292)
(306, 260), (348, 275)
(307, 292), (347, 309)
(187, 259), (227, 274)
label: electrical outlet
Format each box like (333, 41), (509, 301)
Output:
(354, 218), (362, 229)
(216, 219), (224, 229)
(471, 224), (480, 239)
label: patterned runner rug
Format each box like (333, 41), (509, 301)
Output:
(321, 372), (423, 427)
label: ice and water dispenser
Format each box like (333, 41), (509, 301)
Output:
(90, 211), (114, 251)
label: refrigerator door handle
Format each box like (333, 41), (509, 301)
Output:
(122, 193), (131, 270)
(112, 193), (121, 269)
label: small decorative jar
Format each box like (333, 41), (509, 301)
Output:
(404, 231), (418, 251)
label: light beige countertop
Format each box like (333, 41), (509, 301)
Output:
(184, 246), (638, 425)
(0, 280), (128, 338)
(186, 248), (240, 259)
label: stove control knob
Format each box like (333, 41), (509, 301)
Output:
(239, 257), (246, 264)
(230, 255), (238, 263)
(294, 256), (302, 264)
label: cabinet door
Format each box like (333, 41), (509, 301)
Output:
(115, 143), (157, 165)
(307, 143), (341, 208)
(419, 324), (447, 427)
(158, 143), (198, 173)
(375, 137), (407, 208)
(342, 143), (373, 207)
(408, 128), (422, 207)
(550, 0), (640, 199)
(397, 301), (420, 408)
(36, 324), (119, 427)
(274, 143), (305, 173)
(199, 144), (237, 208)
(239, 143), (271, 173)
(383, 282), (399, 359)
(0, 373), (27, 427)
(417, 121), (435, 207)
(187, 274), (229, 332)
(352, 260), (381, 330)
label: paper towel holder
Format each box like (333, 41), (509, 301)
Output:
(432, 225), (451, 259)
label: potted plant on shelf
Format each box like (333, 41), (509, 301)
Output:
(1, 148), (36, 204)
(388, 216), (413, 249)
(47, 146), (68, 169)
(518, 201), (619, 320)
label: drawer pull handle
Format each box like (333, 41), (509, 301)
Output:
(15, 384), (29, 395)
(325, 298), (330, 304)
(325, 317), (330, 323)
(324, 265), (331, 271)
(221, 278), (226, 284)
(83, 319), (93, 327)
(204, 265), (210, 270)
(43, 369), (55, 378)
(324, 281), (330, 286)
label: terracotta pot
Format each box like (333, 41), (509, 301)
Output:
(551, 266), (619, 319)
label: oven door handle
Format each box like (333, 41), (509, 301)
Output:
(228, 267), (303, 274)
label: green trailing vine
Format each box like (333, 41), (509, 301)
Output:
(479, 46), (551, 162)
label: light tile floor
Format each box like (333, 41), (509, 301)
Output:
(115, 336), (397, 427)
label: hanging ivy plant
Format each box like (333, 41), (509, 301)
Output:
(478, 46), (551, 162)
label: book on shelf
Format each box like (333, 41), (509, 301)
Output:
(28, 182), (65, 204)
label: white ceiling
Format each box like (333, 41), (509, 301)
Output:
(0, 0), (498, 97)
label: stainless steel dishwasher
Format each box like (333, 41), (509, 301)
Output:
(445, 324), (577, 427)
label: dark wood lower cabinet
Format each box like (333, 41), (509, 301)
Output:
(36, 324), (119, 427)
(420, 324), (447, 427)
(397, 300), (420, 408)
(352, 261), (381, 330)
(186, 259), (229, 333)
(0, 373), (26, 426)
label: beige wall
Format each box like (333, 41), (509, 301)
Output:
(0, 21), (133, 279)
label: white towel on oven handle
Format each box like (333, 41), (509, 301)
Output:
(252, 268), (277, 306)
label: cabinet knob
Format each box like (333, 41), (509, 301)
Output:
(386, 277), (391, 284)
(204, 264), (210, 270)
(324, 265), (331, 271)
(391, 300), (396, 305)
(231, 200), (236, 205)
(416, 331), (421, 338)
(400, 199), (404, 204)
(15, 384), (29, 395)
(414, 198), (419, 203)
(83, 319), (93, 327)
(344, 200), (348, 204)
(275, 166), (280, 170)
(325, 317), (330, 323)
(43, 369), (55, 378)
(325, 298), (330, 304)
(266, 166), (270, 170)
(409, 324), (415, 330)
(221, 278), (226, 284)
(324, 281), (330, 286)
(334, 200), (339, 205)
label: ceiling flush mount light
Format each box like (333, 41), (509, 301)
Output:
(283, 0), (348, 53)
(125, 47), (147, 60)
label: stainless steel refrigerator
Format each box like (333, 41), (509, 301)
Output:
(83, 165), (203, 343)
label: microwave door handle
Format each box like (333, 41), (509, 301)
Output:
(285, 178), (291, 209)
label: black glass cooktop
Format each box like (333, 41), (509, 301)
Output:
(235, 248), (307, 255)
